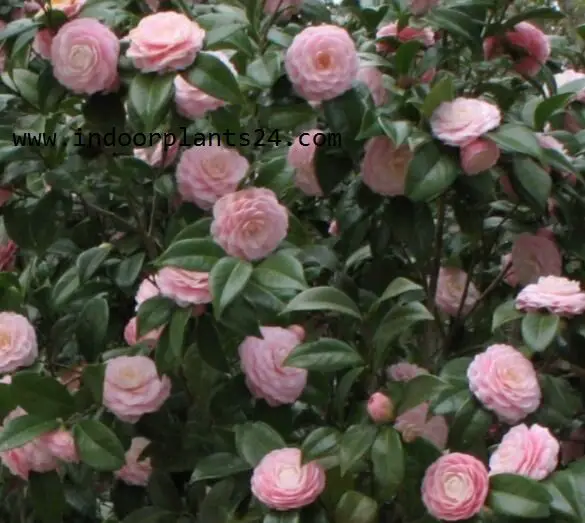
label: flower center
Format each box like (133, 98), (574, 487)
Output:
(69, 45), (92, 71)
(244, 220), (262, 235)
(118, 367), (143, 388)
(203, 157), (226, 179)
(503, 367), (520, 384)
(0, 331), (11, 350)
(401, 423), (421, 443)
(315, 51), (332, 70)
(277, 466), (300, 488)
(444, 474), (467, 500)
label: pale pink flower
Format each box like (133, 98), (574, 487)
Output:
(40, 429), (79, 463)
(483, 22), (550, 77)
(460, 138), (500, 175)
(467, 344), (541, 424)
(430, 98), (501, 147)
(409, 0), (439, 15)
(356, 67), (388, 106)
(32, 29), (53, 60)
(174, 51), (238, 119)
(287, 129), (323, 197)
(0, 313), (38, 374)
(238, 326), (307, 406)
(360, 136), (413, 196)
(251, 448), (326, 510)
(489, 424), (559, 480)
(176, 144), (249, 210)
(0, 189), (11, 207)
(536, 226), (556, 242)
(43, 0), (86, 17)
(103, 356), (172, 423)
(135, 277), (160, 312)
(125, 11), (205, 73)
(285, 24), (359, 102)
(435, 267), (480, 317)
(511, 233), (562, 286)
(376, 22), (435, 53)
(51, 18), (120, 95)
(394, 403), (448, 449)
(328, 220), (339, 236)
(134, 140), (180, 168)
(123, 316), (162, 348)
(154, 267), (211, 307)
(115, 437), (153, 486)
(263, 0), (303, 20)
(554, 69), (585, 102)
(501, 253), (519, 287)
(422, 453), (489, 521)
(367, 392), (394, 423)
(0, 240), (17, 272)
(515, 275), (585, 317)
(211, 188), (289, 261)
(387, 362), (429, 382)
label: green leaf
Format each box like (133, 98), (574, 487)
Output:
(148, 470), (183, 512)
(492, 299), (523, 332)
(398, 374), (447, 414)
(185, 51), (242, 105)
(374, 277), (424, 308)
(521, 312), (559, 352)
(168, 307), (191, 360)
(405, 142), (459, 202)
(29, 471), (66, 523)
(510, 156), (552, 213)
(335, 490), (378, 523)
(235, 422), (286, 466)
(76, 244), (112, 282)
(371, 427), (404, 501)
(488, 473), (551, 518)
(340, 424), (378, 476)
(505, 7), (565, 28)
(253, 252), (308, 291)
(115, 252), (146, 288)
(191, 453), (252, 481)
(73, 419), (126, 471)
(427, 8), (480, 43)
(335, 367), (365, 421)
(195, 314), (229, 372)
(302, 427), (342, 468)
(378, 118), (413, 147)
(136, 296), (176, 337)
(76, 296), (109, 361)
(264, 512), (300, 523)
(0, 18), (40, 42)
(395, 40), (424, 75)
(122, 507), (175, 523)
(533, 93), (573, 130)
(284, 338), (363, 372)
(281, 286), (361, 319)
(127, 73), (174, 131)
(488, 124), (542, 159)
(545, 460), (585, 521)
(171, 218), (212, 243)
(421, 75), (455, 118)
(82, 363), (105, 404)
(210, 257), (253, 319)
(11, 373), (75, 419)
(156, 238), (224, 271)
(0, 415), (59, 452)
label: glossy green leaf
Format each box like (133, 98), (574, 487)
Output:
(488, 124), (542, 159)
(210, 257), (253, 319)
(11, 373), (75, 419)
(127, 73), (174, 131)
(284, 338), (363, 372)
(156, 238), (225, 271)
(371, 427), (404, 500)
(185, 51), (242, 105)
(76, 244), (112, 282)
(235, 422), (286, 466)
(335, 490), (378, 523)
(398, 374), (448, 415)
(421, 75), (455, 118)
(281, 286), (361, 319)
(340, 424), (378, 476)
(492, 299), (523, 332)
(510, 156), (552, 213)
(191, 453), (252, 481)
(73, 419), (126, 471)
(29, 471), (66, 523)
(521, 312), (559, 352)
(136, 295), (176, 337)
(488, 473), (551, 518)
(302, 427), (342, 468)
(0, 415), (59, 451)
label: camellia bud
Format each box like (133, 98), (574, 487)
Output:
(460, 138), (500, 175)
(367, 392), (394, 423)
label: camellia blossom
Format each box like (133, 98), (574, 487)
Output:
(467, 344), (541, 424)
(287, 129), (324, 196)
(285, 24), (359, 102)
(460, 138), (500, 175)
(0, 312), (38, 374)
(356, 67), (388, 106)
(435, 267), (480, 317)
(387, 362), (429, 382)
(40, 429), (79, 463)
(263, 0), (303, 20)
(489, 424), (559, 480)
(510, 233), (562, 286)
(515, 275), (585, 317)
(135, 277), (161, 312)
(251, 448), (326, 510)
(367, 392), (394, 423)
(431, 98), (502, 147)
(554, 69), (585, 102)
(409, 0), (438, 15)
(375, 22), (435, 54)
(421, 452), (489, 521)
(41, 0), (86, 17)
(394, 403), (449, 449)
(154, 267), (212, 307)
(123, 316), (163, 348)
(501, 253), (519, 287)
(115, 437), (153, 486)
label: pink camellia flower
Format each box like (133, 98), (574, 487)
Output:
(125, 11), (206, 73)
(32, 29), (53, 60)
(537, 133), (568, 156)
(515, 275), (585, 317)
(51, 18), (119, 95)
(135, 277), (160, 312)
(41, 0), (86, 17)
(360, 136), (413, 196)
(0, 188), (11, 207)
(421, 452), (489, 521)
(560, 427), (585, 465)
(367, 392), (394, 423)
(467, 344), (541, 424)
(501, 253), (519, 287)
(460, 138), (500, 175)
(174, 51), (238, 119)
(435, 267), (480, 317)
(154, 267), (211, 307)
(430, 98), (502, 147)
(285, 24), (359, 102)
(211, 188), (289, 261)
(394, 403), (448, 449)
(287, 129), (323, 197)
(40, 429), (79, 463)
(0, 239), (17, 272)
(263, 0), (303, 20)
(134, 140), (180, 168)
(328, 220), (339, 236)
(176, 144), (249, 210)
(489, 424), (559, 480)
(123, 317), (163, 348)
(554, 69), (585, 102)
(115, 437), (153, 486)
(356, 67), (388, 106)
(103, 355), (172, 423)
(375, 22), (435, 53)
(510, 233), (562, 286)
(483, 22), (550, 77)
(0, 313), (38, 374)
(239, 325), (307, 406)
(536, 226), (555, 242)
(409, 0), (439, 15)
(387, 362), (429, 382)
(251, 448), (326, 510)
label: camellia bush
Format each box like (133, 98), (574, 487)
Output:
(3, 0), (585, 521)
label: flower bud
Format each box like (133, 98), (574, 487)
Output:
(367, 392), (394, 423)
(460, 138), (500, 175)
